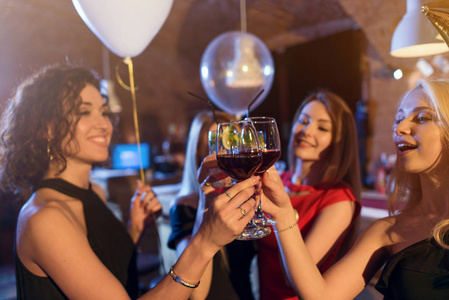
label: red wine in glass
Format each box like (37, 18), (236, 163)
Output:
(246, 116), (281, 226)
(217, 152), (262, 180)
(255, 149), (281, 176)
(216, 120), (270, 240)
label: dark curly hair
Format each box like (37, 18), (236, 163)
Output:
(0, 64), (115, 197)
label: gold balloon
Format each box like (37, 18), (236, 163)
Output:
(422, 1), (449, 48)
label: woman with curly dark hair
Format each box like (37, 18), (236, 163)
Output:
(0, 64), (259, 300)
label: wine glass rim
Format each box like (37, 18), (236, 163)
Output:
(218, 120), (253, 126)
(245, 116), (275, 121)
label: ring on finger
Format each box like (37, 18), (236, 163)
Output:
(204, 181), (212, 187)
(225, 192), (232, 199)
(240, 207), (247, 217)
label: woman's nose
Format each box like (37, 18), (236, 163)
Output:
(95, 115), (111, 129)
(302, 124), (313, 136)
(395, 120), (411, 136)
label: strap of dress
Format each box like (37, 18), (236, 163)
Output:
(36, 178), (91, 201)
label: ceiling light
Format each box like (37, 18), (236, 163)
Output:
(391, 0), (449, 57)
(393, 69), (404, 80)
(225, 34), (265, 88)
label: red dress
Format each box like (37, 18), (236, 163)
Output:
(258, 171), (361, 300)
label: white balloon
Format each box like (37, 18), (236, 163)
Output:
(72, 0), (173, 58)
(200, 31), (274, 116)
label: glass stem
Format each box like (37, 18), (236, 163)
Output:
(256, 198), (263, 214)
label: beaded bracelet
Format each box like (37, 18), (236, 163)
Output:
(169, 266), (200, 288)
(274, 209), (299, 233)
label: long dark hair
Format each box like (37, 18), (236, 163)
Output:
(288, 90), (361, 200)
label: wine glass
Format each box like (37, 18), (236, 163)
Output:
(207, 130), (233, 188)
(246, 117), (281, 226)
(216, 120), (271, 240)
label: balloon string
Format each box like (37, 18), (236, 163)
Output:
(116, 66), (132, 91)
(116, 57), (145, 184)
(115, 59), (165, 275)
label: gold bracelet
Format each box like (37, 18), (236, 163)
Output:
(274, 222), (298, 233)
(169, 266), (200, 288)
(274, 209), (299, 233)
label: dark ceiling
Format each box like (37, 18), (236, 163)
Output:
(0, 0), (430, 136)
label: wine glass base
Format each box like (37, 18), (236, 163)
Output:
(235, 225), (271, 240)
(251, 215), (276, 226)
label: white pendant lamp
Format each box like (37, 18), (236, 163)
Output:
(390, 0), (449, 57)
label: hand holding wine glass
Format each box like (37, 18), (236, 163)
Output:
(216, 120), (271, 240)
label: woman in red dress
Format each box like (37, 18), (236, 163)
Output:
(258, 90), (362, 300)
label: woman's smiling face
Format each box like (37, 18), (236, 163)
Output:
(63, 84), (113, 166)
(393, 88), (443, 174)
(291, 100), (333, 162)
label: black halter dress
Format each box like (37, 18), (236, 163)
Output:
(376, 238), (449, 299)
(15, 178), (138, 299)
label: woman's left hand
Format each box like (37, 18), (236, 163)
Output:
(260, 167), (295, 221)
(128, 180), (162, 243)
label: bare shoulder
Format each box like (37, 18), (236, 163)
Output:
(350, 215), (399, 259)
(16, 192), (86, 267)
(15, 192), (130, 298)
(362, 216), (396, 241)
(18, 193), (84, 241)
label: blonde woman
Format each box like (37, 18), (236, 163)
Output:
(262, 80), (449, 299)
(168, 111), (257, 300)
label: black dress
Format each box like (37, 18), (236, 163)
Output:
(15, 178), (138, 299)
(376, 238), (449, 299)
(168, 204), (257, 300)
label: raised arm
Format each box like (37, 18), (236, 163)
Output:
(145, 176), (260, 300)
(180, 154), (240, 300)
(261, 168), (391, 300)
(128, 180), (162, 244)
(171, 192), (213, 300)
(18, 176), (259, 300)
(303, 199), (357, 267)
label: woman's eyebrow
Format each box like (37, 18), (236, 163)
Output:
(413, 106), (433, 113)
(397, 106), (433, 114)
(79, 102), (108, 108)
(300, 113), (331, 123)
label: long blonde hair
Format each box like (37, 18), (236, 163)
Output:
(387, 79), (449, 249)
(288, 90), (362, 200)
